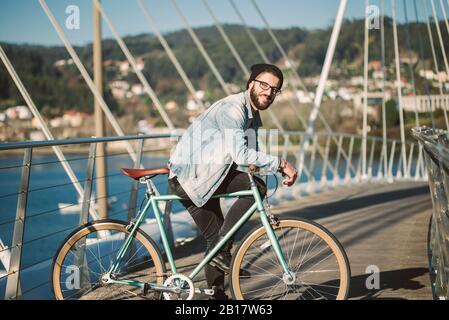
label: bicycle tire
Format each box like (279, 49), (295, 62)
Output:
(51, 219), (166, 300)
(230, 218), (350, 300)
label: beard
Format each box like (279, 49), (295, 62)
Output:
(250, 87), (275, 110)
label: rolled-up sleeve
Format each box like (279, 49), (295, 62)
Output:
(218, 103), (280, 172)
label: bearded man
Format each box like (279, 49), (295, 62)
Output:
(168, 63), (298, 299)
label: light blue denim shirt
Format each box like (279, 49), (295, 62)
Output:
(168, 90), (280, 207)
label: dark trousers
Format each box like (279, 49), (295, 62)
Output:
(168, 168), (267, 299)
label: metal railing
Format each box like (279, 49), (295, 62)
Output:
(412, 126), (449, 300)
(0, 130), (423, 299)
(0, 132), (180, 299)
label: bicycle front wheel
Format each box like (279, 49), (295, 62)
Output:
(51, 219), (166, 300)
(230, 219), (350, 300)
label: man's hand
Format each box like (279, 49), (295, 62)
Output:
(279, 159), (298, 187)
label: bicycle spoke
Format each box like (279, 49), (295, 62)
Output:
(54, 223), (165, 300)
(231, 221), (349, 300)
(288, 226), (301, 268)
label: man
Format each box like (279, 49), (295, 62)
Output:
(168, 63), (298, 299)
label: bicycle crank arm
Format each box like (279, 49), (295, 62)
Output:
(195, 288), (215, 296)
(143, 284), (214, 296)
(144, 283), (182, 294)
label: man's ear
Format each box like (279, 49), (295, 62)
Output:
(248, 80), (254, 90)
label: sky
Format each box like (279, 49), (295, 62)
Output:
(0, 0), (447, 46)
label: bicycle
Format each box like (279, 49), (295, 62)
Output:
(51, 165), (351, 300)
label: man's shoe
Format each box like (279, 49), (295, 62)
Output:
(209, 251), (231, 273)
(206, 237), (251, 277)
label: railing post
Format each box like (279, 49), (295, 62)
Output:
(415, 144), (424, 181)
(407, 143), (415, 180)
(79, 142), (97, 225)
(307, 135), (319, 192)
(376, 145), (385, 180)
(396, 146), (403, 179)
(128, 138), (144, 221)
(72, 142), (98, 294)
(388, 141), (397, 182)
(344, 136), (355, 184)
(5, 148), (32, 300)
(333, 135), (343, 186)
(368, 138), (376, 179)
(355, 140), (363, 183)
(320, 135), (331, 188)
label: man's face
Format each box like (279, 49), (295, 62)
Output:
(249, 72), (281, 111)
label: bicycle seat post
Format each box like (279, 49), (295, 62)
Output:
(140, 177), (154, 196)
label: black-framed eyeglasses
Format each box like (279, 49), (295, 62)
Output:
(254, 79), (282, 95)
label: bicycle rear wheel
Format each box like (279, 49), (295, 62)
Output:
(230, 219), (350, 300)
(51, 219), (166, 300)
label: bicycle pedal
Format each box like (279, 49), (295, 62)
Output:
(204, 288), (215, 296)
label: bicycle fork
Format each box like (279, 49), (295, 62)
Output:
(248, 172), (295, 283)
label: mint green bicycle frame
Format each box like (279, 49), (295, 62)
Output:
(104, 172), (293, 291)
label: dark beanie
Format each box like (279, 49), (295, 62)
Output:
(246, 63), (284, 90)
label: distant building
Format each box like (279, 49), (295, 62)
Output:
(186, 99), (200, 111)
(49, 117), (66, 128)
(328, 90), (338, 100)
(103, 59), (114, 67)
(353, 92), (392, 122)
(368, 60), (382, 72)
(419, 69), (435, 80)
(131, 84), (144, 96)
(119, 61), (130, 74)
(29, 131), (46, 141)
(135, 59), (145, 71)
(54, 59), (66, 67)
(350, 76), (364, 86)
(62, 111), (89, 127)
(165, 101), (178, 111)
(295, 90), (313, 103)
(110, 80), (130, 99)
(137, 119), (154, 133)
(338, 87), (354, 101)
(5, 106), (32, 120)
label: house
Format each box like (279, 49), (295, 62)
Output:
(49, 117), (67, 128)
(110, 80), (130, 99)
(350, 76), (364, 86)
(135, 59), (145, 71)
(131, 84), (144, 96)
(5, 106), (32, 120)
(295, 90), (312, 103)
(54, 59), (66, 67)
(368, 60), (382, 72)
(119, 61), (130, 74)
(29, 131), (46, 141)
(419, 69), (435, 80)
(62, 111), (89, 127)
(165, 101), (178, 111)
